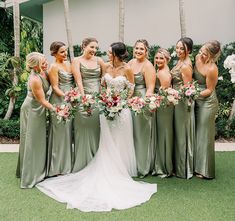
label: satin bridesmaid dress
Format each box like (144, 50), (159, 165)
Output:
(132, 72), (156, 177)
(171, 65), (194, 179)
(194, 68), (218, 178)
(47, 70), (74, 176)
(72, 62), (101, 173)
(16, 72), (50, 188)
(153, 78), (174, 177)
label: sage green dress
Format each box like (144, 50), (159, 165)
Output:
(194, 68), (218, 178)
(72, 63), (101, 173)
(16, 72), (50, 188)
(47, 70), (74, 176)
(153, 78), (174, 177)
(132, 72), (155, 177)
(171, 65), (194, 179)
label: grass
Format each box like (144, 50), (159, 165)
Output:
(0, 153), (235, 221)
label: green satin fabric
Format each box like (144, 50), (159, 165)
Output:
(72, 63), (101, 173)
(47, 70), (74, 176)
(153, 78), (174, 177)
(132, 72), (155, 176)
(171, 67), (194, 179)
(194, 69), (218, 178)
(16, 73), (50, 188)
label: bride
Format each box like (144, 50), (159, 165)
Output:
(36, 42), (157, 212)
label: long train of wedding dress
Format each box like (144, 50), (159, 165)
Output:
(36, 74), (157, 212)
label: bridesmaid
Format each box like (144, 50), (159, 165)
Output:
(194, 40), (221, 179)
(171, 37), (194, 179)
(16, 52), (54, 188)
(72, 37), (105, 173)
(154, 48), (174, 178)
(128, 39), (156, 177)
(47, 41), (74, 176)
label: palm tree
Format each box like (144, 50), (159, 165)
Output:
(4, 0), (20, 120)
(63, 0), (74, 61)
(119, 0), (125, 42)
(179, 0), (186, 37)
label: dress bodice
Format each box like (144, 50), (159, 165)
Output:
(171, 67), (183, 90)
(102, 73), (134, 92)
(134, 72), (146, 89)
(58, 70), (74, 87)
(80, 63), (101, 93)
(193, 67), (206, 89)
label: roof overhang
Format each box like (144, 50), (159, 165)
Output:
(0, 0), (53, 22)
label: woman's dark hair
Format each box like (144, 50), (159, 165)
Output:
(177, 37), (193, 54)
(110, 42), (128, 61)
(50, 41), (66, 56)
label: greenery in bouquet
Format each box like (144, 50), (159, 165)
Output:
(127, 96), (146, 115)
(97, 87), (128, 120)
(78, 94), (97, 117)
(144, 94), (163, 113)
(179, 81), (201, 107)
(53, 103), (74, 123)
(157, 87), (181, 107)
(64, 87), (81, 105)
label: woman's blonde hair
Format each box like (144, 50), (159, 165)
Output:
(26, 52), (45, 72)
(154, 48), (171, 68)
(203, 40), (221, 62)
(133, 39), (150, 59)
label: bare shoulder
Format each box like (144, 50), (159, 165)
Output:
(143, 60), (155, 72)
(29, 75), (42, 88)
(207, 63), (218, 77)
(49, 63), (59, 73)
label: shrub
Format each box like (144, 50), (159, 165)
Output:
(0, 119), (20, 138)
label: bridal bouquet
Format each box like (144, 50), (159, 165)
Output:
(54, 103), (73, 123)
(144, 94), (163, 113)
(158, 87), (181, 107)
(97, 87), (127, 120)
(64, 87), (81, 105)
(180, 81), (201, 107)
(127, 96), (146, 115)
(78, 94), (97, 116)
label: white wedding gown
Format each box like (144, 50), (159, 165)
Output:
(36, 73), (157, 212)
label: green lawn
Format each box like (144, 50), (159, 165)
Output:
(0, 153), (235, 221)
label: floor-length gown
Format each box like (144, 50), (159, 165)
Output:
(73, 63), (101, 172)
(36, 73), (157, 212)
(153, 78), (174, 177)
(171, 65), (194, 179)
(194, 68), (218, 178)
(16, 72), (50, 188)
(47, 70), (74, 176)
(132, 72), (156, 177)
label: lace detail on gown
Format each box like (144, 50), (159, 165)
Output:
(36, 73), (157, 212)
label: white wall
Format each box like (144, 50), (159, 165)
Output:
(43, 0), (235, 60)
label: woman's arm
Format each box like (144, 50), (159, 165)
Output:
(143, 62), (156, 96)
(71, 58), (85, 96)
(48, 64), (65, 97)
(124, 65), (135, 98)
(200, 66), (218, 97)
(30, 76), (54, 111)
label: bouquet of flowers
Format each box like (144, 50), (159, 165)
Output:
(180, 81), (201, 107)
(158, 87), (181, 107)
(144, 94), (163, 113)
(78, 94), (97, 116)
(127, 96), (146, 115)
(224, 54), (235, 83)
(64, 87), (81, 105)
(53, 103), (73, 123)
(97, 87), (127, 120)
